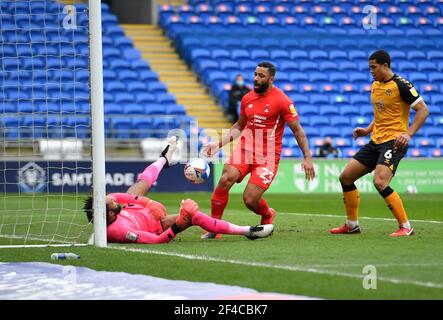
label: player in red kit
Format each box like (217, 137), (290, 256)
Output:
(201, 62), (316, 238)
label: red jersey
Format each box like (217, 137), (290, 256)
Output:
(239, 86), (299, 160)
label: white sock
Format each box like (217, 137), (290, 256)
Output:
(401, 221), (411, 229)
(347, 220), (359, 228)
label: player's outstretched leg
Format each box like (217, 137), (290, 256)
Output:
(160, 135), (179, 168)
(128, 136), (179, 195)
(179, 199), (273, 240)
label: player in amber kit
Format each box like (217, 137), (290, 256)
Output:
(330, 50), (429, 237)
(202, 62), (315, 238)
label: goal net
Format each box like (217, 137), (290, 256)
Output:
(0, 0), (106, 247)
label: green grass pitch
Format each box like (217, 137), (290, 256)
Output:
(1, 192), (443, 299)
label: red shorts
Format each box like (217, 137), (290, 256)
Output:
(227, 148), (280, 191)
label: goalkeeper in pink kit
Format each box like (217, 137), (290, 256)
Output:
(83, 137), (273, 244)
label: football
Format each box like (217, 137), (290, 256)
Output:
(184, 158), (210, 184)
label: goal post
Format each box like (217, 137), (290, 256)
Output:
(89, 0), (107, 248)
(0, 0), (106, 247)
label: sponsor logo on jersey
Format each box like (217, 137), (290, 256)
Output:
(289, 104), (298, 116)
(248, 103), (253, 109)
(375, 100), (384, 112)
(409, 87), (418, 97)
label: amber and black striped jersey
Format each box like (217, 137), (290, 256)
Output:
(370, 74), (423, 144)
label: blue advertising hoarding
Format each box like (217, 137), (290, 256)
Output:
(0, 161), (213, 193)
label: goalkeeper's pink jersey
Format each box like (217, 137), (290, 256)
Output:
(106, 193), (170, 244)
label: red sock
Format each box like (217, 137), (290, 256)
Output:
(253, 198), (271, 218)
(211, 187), (229, 220)
(192, 211), (249, 235)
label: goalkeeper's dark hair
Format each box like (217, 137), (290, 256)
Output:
(257, 61), (276, 77)
(369, 50), (391, 67)
(84, 196), (94, 223)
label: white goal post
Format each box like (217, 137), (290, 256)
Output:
(0, 0), (106, 247)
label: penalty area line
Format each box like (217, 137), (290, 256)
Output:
(108, 245), (443, 290)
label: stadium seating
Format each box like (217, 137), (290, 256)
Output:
(0, 1), (193, 142)
(159, 0), (443, 158)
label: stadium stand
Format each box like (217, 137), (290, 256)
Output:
(0, 0), (195, 152)
(1, 0), (442, 159)
(158, 0), (443, 158)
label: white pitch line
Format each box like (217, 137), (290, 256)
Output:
(108, 246), (443, 290)
(220, 209), (443, 225)
(281, 212), (443, 225)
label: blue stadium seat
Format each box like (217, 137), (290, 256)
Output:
(320, 106), (340, 116)
(104, 103), (124, 115)
(231, 49), (250, 60)
(329, 50), (348, 62)
(309, 50), (329, 60)
(114, 93), (135, 104)
(270, 49), (290, 61)
(131, 59), (151, 71)
(166, 104), (186, 115)
(429, 72), (443, 84)
(280, 61), (299, 72)
(139, 70), (159, 81)
(135, 93), (157, 104)
(418, 61), (437, 72)
(144, 104), (166, 115)
(299, 61), (318, 72)
(338, 61), (359, 72)
(147, 82), (168, 94)
(119, 70), (139, 81)
(320, 127), (341, 137)
(290, 50), (309, 60)
(211, 49), (231, 60)
(415, 137), (436, 149)
(299, 105), (319, 116)
(250, 49), (269, 60)
(340, 105), (360, 118)
(424, 127), (443, 138)
(156, 93), (176, 104)
(124, 104), (145, 115)
(103, 81), (127, 93)
(309, 72), (329, 83)
(319, 61), (339, 72)
(427, 50), (443, 62)
(289, 72), (309, 83)
(408, 72), (428, 84)
(310, 94), (329, 105)
(335, 137), (352, 148)
(329, 72), (348, 83)
(431, 95), (443, 105)
(428, 106), (441, 116)
(352, 116), (371, 127)
(398, 61), (417, 72)
(310, 116), (329, 127)
(111, 117), (133, 139)
(433, 117), (443, 127)
(350, 95), (369, 107)
(408, 148), (428, 158)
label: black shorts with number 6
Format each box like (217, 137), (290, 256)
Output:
(353, 139), (407, 175)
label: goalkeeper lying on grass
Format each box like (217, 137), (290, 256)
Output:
(83, 136), (273, 244)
